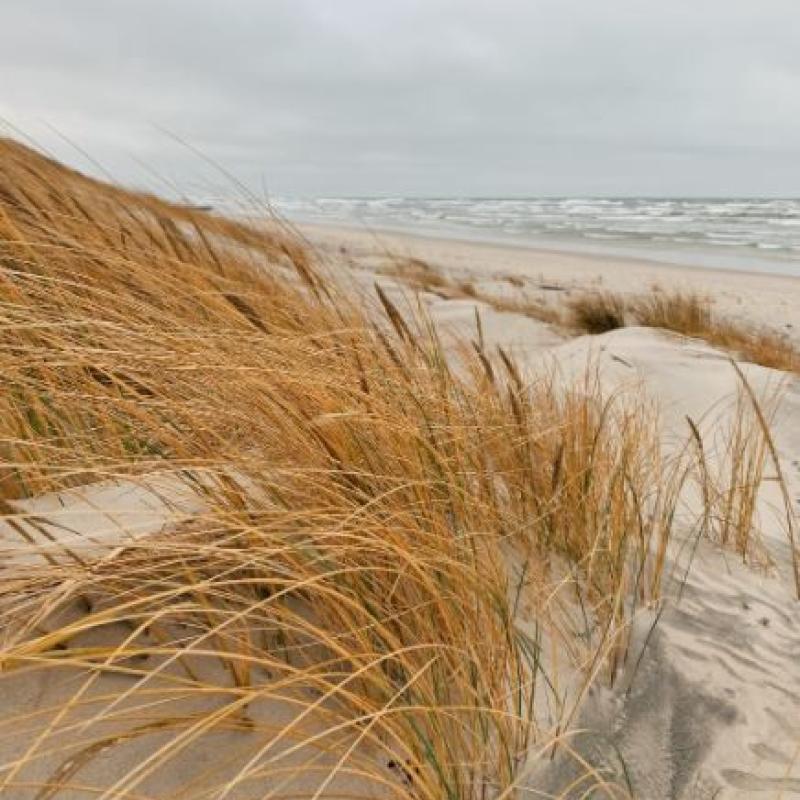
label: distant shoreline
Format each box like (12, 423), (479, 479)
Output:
(285, 213), (800, 279)
(291, 217), (800, 282)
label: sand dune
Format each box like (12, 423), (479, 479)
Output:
(2, 154), (799, 799)
(300, 222), (800, 340)
(4, 316), (799, 798)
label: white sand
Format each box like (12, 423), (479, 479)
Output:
(300, 222), (800, 340)
(2, 225), (799, 797)
(0, 473), (204, 568)
(524, 328), (800, 797)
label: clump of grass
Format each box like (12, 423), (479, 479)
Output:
(567, 288), (799, 375)
(456, 279), (477, 297)
(685, 369), (799, 594)
(633, 289), (800, 374)
(566, 292), (628, 334)
(687, 388), (774, 562)
(633, 290), (712, 336)
(708, 321), (800, 374)
(381, 258), (564, 327)
(379, 256), (451, 296)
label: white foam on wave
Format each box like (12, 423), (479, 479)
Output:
(273, 196), (800, 266)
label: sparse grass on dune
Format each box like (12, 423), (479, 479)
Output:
(379, 259), (563, 326)
(379, 257), (452, 296)
(566, 288), (800, 373)
(384, 260), (799, 376)
(385, 253), (799, 375)
(632, 290), (712, 335)
(632, 288), (800, 372)
(0, 139), (795, 799)
(687, 383), (786, 567)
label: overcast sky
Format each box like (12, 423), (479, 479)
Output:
(2, 0), (800, 197)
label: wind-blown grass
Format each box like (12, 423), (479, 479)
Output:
(0, 138), (789, 799)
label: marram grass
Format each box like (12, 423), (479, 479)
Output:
(0, 139), (793, 799)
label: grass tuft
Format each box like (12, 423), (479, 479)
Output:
(566, 293), (627, 334)
(566, 288), (799, 374)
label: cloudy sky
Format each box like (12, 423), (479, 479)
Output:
(2, 0), (800, 197)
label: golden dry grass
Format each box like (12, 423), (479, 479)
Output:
(566, 288), (799, 374)
(0, 139), (793, 798)
(565, 293), (627, 335)
(633, 290), (712, 335)
(378, 257), (452, 297)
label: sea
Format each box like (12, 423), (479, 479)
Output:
(269, 197), (800, 277)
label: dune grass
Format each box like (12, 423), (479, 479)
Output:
(563, 288), (800, 374)
(565, 293), (627, 335)
(0, 138), (794, 798)
(383, 261), (798, 377)
(686, 382), (788, 568)
(632, 290), (711, 335)
(379, 259), (563, 327)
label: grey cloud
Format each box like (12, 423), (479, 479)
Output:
(2, 0), (799, 196)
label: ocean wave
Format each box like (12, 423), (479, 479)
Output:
(272, 196), (800, 265)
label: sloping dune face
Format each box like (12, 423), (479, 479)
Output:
(520, 327), (800, 798)
(0, 140), (797, 800)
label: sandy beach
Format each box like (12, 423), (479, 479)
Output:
(298, 221), (800, 338)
